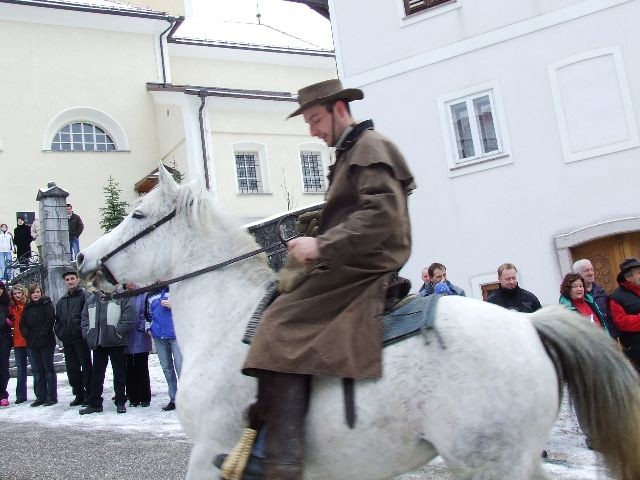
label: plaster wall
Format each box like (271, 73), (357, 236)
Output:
(339, 1), (640, 304)
(168, 55), (335, 92)
(331, 0), (585, 77)
(0, 19), (161, 246)
(209, 110), (327, 221)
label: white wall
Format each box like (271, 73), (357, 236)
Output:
(333, 0), (640, 304)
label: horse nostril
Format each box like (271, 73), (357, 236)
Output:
(76, 253), (84, 269)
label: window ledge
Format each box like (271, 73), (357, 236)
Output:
(235, 193), (273, 197)
(42, 149), (131, 153)
(400, 0), (460, 28)
(302, 191), (326, 195)
(449, 153), (512, 178)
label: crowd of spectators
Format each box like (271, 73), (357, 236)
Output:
(0, 271), (181, 414)
(419, 258), (640, 372)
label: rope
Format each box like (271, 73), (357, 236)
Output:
(221, 428), (257, 480)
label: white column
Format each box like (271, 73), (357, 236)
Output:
(180, 96), (217, 200)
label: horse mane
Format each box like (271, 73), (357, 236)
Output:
(170, 181), (275, 276)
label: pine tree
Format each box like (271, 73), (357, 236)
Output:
(99, 175), (130, 233)
(169, 158), (185, 184)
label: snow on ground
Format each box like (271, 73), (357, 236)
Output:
(1, 357), (613, 479)
(1, 354), (184, 438)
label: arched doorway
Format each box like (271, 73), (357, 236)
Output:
(570, 232), (640, 292)
(555, 217), (640, 294)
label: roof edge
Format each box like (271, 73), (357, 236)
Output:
(169, 36), (334, 57)
(0, 0), (173, 20)
(147, 83), (298, 102)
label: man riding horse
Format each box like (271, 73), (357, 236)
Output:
(218, 79), (415, 480)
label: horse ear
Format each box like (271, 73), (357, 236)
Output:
(157, 162), (178, 195)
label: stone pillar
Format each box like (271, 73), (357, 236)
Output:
(36, 182), (74, 305)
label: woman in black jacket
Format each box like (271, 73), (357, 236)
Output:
(0, 281), (11, 407)
(20, 284), (57, 407)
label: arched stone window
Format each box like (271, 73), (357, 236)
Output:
(43, 107), (129, 152)
(51, 122), (116, 151)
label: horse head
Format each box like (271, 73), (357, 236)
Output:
(77, 164), (184, 290)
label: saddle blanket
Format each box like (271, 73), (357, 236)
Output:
(243, 284), (443, 348)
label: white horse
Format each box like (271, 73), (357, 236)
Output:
(77, 167), (640, 480)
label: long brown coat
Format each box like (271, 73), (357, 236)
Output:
(243, 121), (415, 379)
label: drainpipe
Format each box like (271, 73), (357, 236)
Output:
(158, 16), (184, 85)
(198, 91), (211, 190)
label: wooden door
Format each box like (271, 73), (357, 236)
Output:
(481, 282), (500, 301)
(571, 232), (640, 293)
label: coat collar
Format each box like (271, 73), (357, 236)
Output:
(335, 120), (374, 154)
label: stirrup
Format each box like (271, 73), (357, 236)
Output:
(221, 428), (258, 480)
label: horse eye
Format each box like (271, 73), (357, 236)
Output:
(132, 211), (145, 219)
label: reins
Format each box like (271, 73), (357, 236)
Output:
(99, 212), (300, 300)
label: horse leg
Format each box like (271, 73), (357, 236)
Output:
(186, 442), (218, 480)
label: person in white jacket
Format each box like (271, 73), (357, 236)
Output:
(0, 224), (15, 282)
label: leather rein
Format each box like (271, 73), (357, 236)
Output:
(96, 209), (298, 300)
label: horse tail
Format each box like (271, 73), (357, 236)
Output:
(531, 305), (640, 480)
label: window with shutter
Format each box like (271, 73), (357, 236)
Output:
(403, 0), (453, 16)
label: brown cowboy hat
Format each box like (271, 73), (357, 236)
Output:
(288, 79), (364, 118)
(617, 257), (640, 283)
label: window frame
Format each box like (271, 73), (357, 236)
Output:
(403, 0), (454, 16)
(438, 81), (512, 177)
(398, 0), (460, 26)
(43, 107), (129, 152)
(232, 141), (270, 195)
(298, 142), (329, 195)
(51, 122), (116, 152)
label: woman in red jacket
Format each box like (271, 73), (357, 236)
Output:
(10, 284), (28, 404)
(0, 281), (11, 407)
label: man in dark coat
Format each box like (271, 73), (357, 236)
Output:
(67, 204), (84, 261)
(13, 217), (33, 266)
(609, 258), (640, 371)
(220, 80), (415, 480)
(55, 270), (92, 406)
(487, 263), (542, 313)
(419, 262), (466, 297)
(80, 289), (135, 414)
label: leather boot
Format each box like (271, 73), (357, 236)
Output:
(263, 371), (310, 480)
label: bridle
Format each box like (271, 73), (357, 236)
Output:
(95, 208), (299, 300)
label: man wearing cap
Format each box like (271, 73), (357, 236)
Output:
(54, 269), (93, 406)
(219, 79), (415, 479)
(609, 258), (640, 371)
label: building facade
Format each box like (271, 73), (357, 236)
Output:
(328, 0), (640, 303)
(0, 0), (335, 247)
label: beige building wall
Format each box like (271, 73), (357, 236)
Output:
(210, 109), (327, 220)
(169, 55), (335, 93)
(0, 19), (161, 246)
(124, 0), (185, 16)
(155, 105), (188, 178)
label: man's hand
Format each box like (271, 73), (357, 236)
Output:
(288, 237), (320, 264)
(160, 299), (172, 309)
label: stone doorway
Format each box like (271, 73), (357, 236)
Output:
(555, 217), (640, 294)
(570, 232), (640, 293)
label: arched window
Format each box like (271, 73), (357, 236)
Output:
(51, 122), (116, 151)
(43, 107), (129, 152)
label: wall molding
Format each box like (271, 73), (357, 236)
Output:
(547, 45), (640, 163)
(554, 216), (640, 275)
(42, 106), (129, 151)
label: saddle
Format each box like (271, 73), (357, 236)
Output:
(243, 279), (446, 429)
